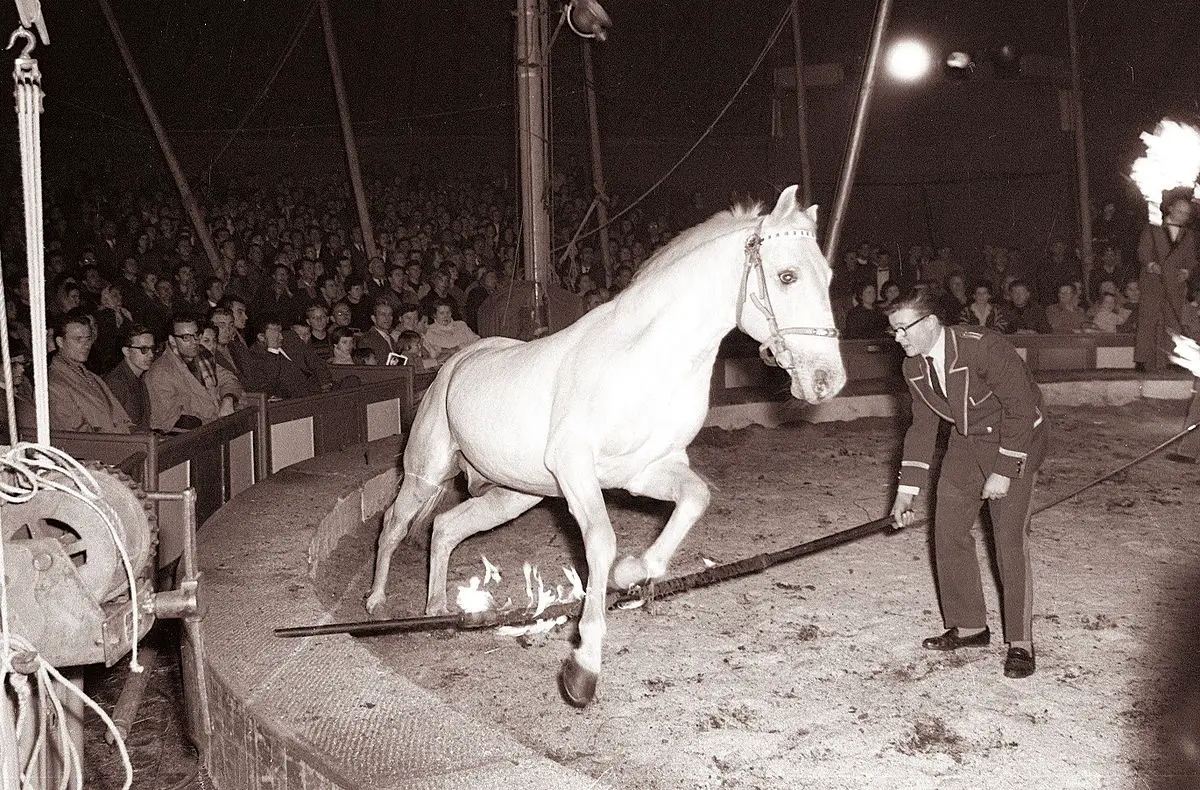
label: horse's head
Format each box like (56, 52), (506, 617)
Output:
(736, 185), (846, 404)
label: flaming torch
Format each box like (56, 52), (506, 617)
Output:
(1130, 120), (1200, 226)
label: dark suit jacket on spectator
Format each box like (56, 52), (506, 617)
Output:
(357, 326), (397, 362)
(104, 359), (151, 429)
(238, 343), (322, 399)
(282, 330), (332, 390)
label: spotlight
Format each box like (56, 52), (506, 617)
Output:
(886, 39), (932, 82)
(566, 0), (611, 42)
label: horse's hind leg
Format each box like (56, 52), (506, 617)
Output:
(365, 472), (450, 613)
(425, 486), (543, 614)
(612, 452), (711, 590)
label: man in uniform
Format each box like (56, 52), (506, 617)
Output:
(887, 289), (1047, 678)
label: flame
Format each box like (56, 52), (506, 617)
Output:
(455, 576), (494, 614)
(1130, 120), (1200, 226)
(482, 554), (502, 585)
(456, 557), (585, 635)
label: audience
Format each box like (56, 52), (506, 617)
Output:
(47, 314), (134, 434)
(144, 313), (244, 432)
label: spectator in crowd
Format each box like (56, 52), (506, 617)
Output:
(343, 281), (374, 331)
(396, 302), (426, 336)
(304, 304), (333, 359)
(88, 284), (135, 375)
(418, 269), (461, 320)
(1089, 245), (1131, 305)
(283, 317), (333, 391)
(256, 263), (301, 324)
(842, 282), (889, 340)
(104, 323), (156, 431)
(315, 274), (343, 312)
(358, 301), (399, 363)
(876, 279), (902, 311)
(47, 313), (133, 434)
(422, 298), (480, 363)
(144, 313), (243, 432)
(1136, 192), (1196, 371)
(1086, 291), (1132, 333)
(0, 338), (35, 439)
(50, 278), (83, 323)
(238, 315), (323, 399)
(957, 280), (1011, 333)
(938, 273), (969, 324)
(202, 277), (225, 312)
(329, 326), (357, 366)
(208, 306), (242, 377)
(1006, 280), (1050, 334)
(1046, 282), (1088, 333)
(1120, 279), (1140, 335)
(887, 288), (1047, 680)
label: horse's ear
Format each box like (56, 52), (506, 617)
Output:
(805, 204), (819, 224)
(769, 185), (800, 221)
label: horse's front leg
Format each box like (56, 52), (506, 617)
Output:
(612, 452), (710, 590)
(548, 446), (615, 708)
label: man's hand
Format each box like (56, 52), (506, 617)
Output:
(1147, 261), (1162, 275)
(219, 396), (236, 417)
(1178, 268), (1191, 284)
(982, 473), (1011, 500)
(891, 492), (917, 529)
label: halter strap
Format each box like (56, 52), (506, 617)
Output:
(739, 219), (839, 371)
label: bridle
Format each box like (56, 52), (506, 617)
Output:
(738, 219), (839, 370)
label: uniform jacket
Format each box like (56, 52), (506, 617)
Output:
(144, 348), (243, 431)
(898, 326), (1043, 495)
(47, 355), (134, 434)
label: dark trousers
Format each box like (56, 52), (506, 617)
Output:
(1176, 378), (1200, 460)
(933, 425), (1047, 644)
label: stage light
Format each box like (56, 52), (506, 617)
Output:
(886, 39), (932, 82)
(566, 0), (611, 41)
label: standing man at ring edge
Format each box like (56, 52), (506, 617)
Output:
(887, 288), (1048, 679)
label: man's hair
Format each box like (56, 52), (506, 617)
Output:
(1009, 279), (1031, 292)
(251, 313), (285, 340)
(330, 326), (356, 345)
(884, 288), (940, 319)
(168, 311), (201, 334)
(119, 323), (154, 348)
(317, 274), (338, 290)
(209, 305), (233, 322)
(218, 295), (247, 310)
(53, 312), (93, 339)
(397, 329), (422, 346)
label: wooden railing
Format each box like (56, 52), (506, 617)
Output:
(51, 366), (415, 563)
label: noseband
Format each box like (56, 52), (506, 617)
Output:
(738, 220), (839, 370)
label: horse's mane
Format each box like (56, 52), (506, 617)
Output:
(630, 200), (762, 284)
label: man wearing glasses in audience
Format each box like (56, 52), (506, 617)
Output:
(886, 289), (1047, 680)
(144, 313), (243, 432)
(104, 323), (157, 431)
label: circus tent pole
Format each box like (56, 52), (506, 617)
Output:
(823, 0), (894, 264)
(581, 40), (612, 286)
(516, 0), (552, 330)
(1065, 0), (1094, 291)
(318, 0), (379, 267)
(98, 0), (221, 277)
(789, 0), (814, 208)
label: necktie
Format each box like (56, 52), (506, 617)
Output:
(926, 357), (945, 398)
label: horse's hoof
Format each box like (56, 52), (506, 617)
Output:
(559, 656), (599, 708)
(364, 591), (385, 614)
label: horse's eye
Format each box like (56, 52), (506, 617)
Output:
(779, 270), (798, 285)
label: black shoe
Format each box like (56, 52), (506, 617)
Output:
(1166, 452), (1198, 465)
(1004, 647), (1036, 678)
(922, 627), (991, 651)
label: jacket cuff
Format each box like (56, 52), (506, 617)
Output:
(996, 446), (1027, 478)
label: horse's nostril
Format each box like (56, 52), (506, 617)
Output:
(813, 369), (830, 398)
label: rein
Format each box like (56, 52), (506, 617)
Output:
(739, 220), (839, 370)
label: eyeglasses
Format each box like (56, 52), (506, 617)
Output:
(172, 332), (199, 342)
(886, 314), (932, 337)
(127, 345), (156, 354)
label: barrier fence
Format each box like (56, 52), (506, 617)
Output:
(48, 335), (1158, 555)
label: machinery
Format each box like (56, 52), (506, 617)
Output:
(0, 458), (209, 787)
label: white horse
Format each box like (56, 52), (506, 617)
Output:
(365, 186), (846, 706)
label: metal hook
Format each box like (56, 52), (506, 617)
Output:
(7, 28), (35, 59)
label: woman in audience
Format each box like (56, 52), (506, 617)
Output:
(422, 298), (479, 363)
(958, 280), (1011, 333)
(1086, 291), (1132, 333)
(329, 326), (358, 366)
(842, 282), (889, 340)
(88, 284), (135, 375)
